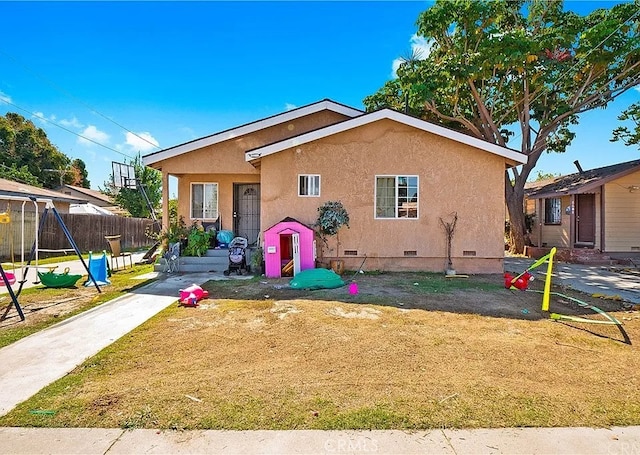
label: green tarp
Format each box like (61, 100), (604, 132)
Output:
(289, 268), (345, 290)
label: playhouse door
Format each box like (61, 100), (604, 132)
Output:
(292, 233), (301, 276)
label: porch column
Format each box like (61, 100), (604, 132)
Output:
(162, 171), (169, 231)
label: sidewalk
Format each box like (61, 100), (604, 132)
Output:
(0, 425), (638, 454)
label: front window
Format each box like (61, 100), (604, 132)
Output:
(375, 175), (418, 219)
(298, 174), (320, 197)
(544, 198), (561, 224)
(191, 183), (218, 220)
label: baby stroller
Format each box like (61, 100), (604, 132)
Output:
(223, 237), (250, 276)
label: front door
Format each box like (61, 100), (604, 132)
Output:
(233, 184), (260, 245)
(576, 193), (595, 245)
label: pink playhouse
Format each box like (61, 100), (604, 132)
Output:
(263, 217), (316, 278)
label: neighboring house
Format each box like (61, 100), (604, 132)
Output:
(525, 159), (640, 256)
(142, 99), (526, 273)
(54, 184), (127, 216)
(0, 178), (87, 214)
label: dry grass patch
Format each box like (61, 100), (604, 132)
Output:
(2, 285), (639, 430)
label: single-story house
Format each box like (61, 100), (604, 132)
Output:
(0, 178), (87, 214)
(525, 159), (640, 257)
(142, 99), (527, 273)
(54, 184), (127, 216)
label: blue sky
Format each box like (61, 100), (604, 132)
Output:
(0, 1), (638, 192)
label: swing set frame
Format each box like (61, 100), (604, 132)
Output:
(1, 196), (101, 322)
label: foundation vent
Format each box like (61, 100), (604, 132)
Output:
(403, 250), (417, 257)
(631, 247), (640, 251)
(463, 250), (477, 256)
(344, 250), (358, 256)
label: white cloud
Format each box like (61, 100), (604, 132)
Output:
(0, 90), (11, 103)
(285, 103), (297, 111)
(392, 34), (433, 78)
(32, 111), (57, 124)
(59, 116), (84, 128)
(78, 125), (109, 146)
(125, 131), (159, 152)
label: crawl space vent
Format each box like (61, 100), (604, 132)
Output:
(463, 250), (477, 256)
(344, 250), (358, 256)
(403, 250), (417, 257)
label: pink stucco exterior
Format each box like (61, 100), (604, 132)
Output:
(263, 219), (315, 278)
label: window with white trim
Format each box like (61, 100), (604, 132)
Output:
(544, 198), (561, 225)
(375, 175), (418, 219)
(298, 174), (320, 197)
(191, 183), (219, 220)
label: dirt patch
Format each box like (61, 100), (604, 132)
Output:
(201, 272), (627, 322)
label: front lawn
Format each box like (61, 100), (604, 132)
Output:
(1, 272), (638, 430)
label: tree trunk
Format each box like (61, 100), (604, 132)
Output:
(505, 181), (527, 254)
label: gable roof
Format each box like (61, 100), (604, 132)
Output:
(244, 108), (527, 165)
(0, 178), (87, 204)
(526, 159), (640, 199)
(142, 99), (363, 165)
(55, 184), (114, 205)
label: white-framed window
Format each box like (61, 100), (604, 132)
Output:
(375, 175), (419, 219)
(191, 182), (219, 220)
(298, 174), (320, 197)
(544, 198), (561, 225)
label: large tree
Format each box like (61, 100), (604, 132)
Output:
(364, 0), (640, 253)
(103, 153), (161, 218)
(0, 112), (72, 188)
(612, 102), (640, 147)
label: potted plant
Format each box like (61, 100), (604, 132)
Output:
(250, 246), (264, 275)
(315, 200), (350, 274)
(183, 221), (212, 257)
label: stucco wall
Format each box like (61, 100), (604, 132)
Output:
(177, 174), (260, 231)
(161, 110), (350, 230)
(604, 171), (640, 251)
(259, 119), (507, 273)
(154, 110), (349, 176)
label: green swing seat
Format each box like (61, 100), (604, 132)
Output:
(37, 267), (83, 288)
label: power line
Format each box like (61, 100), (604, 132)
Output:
(0, 48), (162, 152)
(0, 98), (135, 160)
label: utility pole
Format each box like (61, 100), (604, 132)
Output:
(44, 168), (70, 186)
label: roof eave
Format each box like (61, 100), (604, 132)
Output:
(142, 99), (363, 166)
(245, 109), (528, 165)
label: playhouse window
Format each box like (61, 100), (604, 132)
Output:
(375, 175), (418, 219)
(191, 183), (218, 220)
(298, 175), (320, 197)
(544, 198), (561, 225)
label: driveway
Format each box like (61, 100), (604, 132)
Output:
(504, 257), (640, 305)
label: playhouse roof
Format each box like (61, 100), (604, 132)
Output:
(264, 217), (314, 233)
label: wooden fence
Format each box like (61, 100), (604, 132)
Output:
(0, 213), (158, 261)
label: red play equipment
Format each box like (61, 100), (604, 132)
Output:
(179, 284), (209, 307)
(504, 271), (534, 291)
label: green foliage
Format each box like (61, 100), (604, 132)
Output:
(103, 153), (161, 218)
(533, 171), (561, 181)
(148, 215), (188, 246)
(316, 201), (350, 237)
(69, 158), (90, 188)
(612, 102), (640, 148)
(364, 0), (640, 253)
(183, 223), (211, 257)
(0, 163), (41, 186)
(0, 112), (72, 188)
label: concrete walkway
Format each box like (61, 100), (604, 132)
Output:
(0, 425), (638, 454)
(0, 257), (639, 454)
